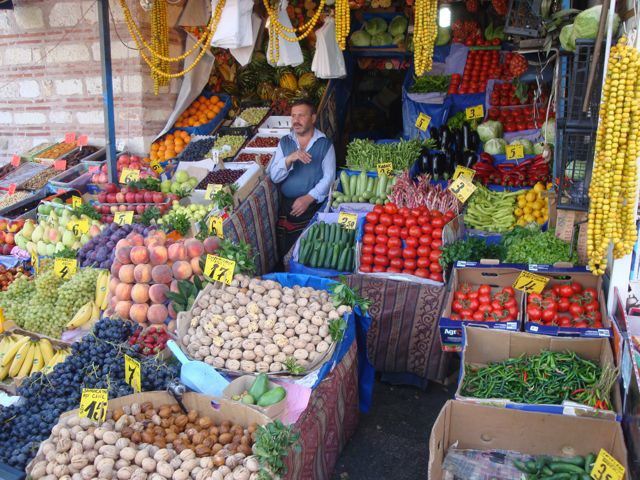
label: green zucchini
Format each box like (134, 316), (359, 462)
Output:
(345, 248), (353, 272)
(298, 240), (309, 264)
(323, 243), (334, 268)
(337, 248), (349, 271)
(366, 175), (374, 192)
(309, 248), (319, 268)
(377, 173), (388, 197)
(357, 171), (367, 194)
(349, 174), (357, 196)
(330, 244), (340, 269)
(257, 386), (287, 407)
(318, 243), (327, 267)
(340, 171), (351, 196)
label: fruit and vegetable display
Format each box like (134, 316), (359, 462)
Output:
(331, 171), (395, 207)
(360, 203), (455, 281)
(439, 237), (504, 269)
(231, 373), (287, 408)
(489, 82), (542, 107)
(0, 318), (178, 470)
(61, 146), (100, 167)
(212, 135), (246, 159)
(461, 350), (616, 410)
(246, 136), (280, 149)
(180, 274), (350, 374)
(77, 223), (151, 269)
(237, 107), (269, 126)
(345, 138), (422, 172)
(448, 284), (519, 323)
(196, 169), (246, 189)
(235, 152), (272, 166)
(388, 172), (460, 213)
(350, 15), (408, 48)
(36, 142), (77, 160)
(451, 19), (482, 44)
(464, 186), (521, 232)
(487, 105), (552, 131)
(297, 221), (356, 272)
(417, 125), (480, 179)
(128, 324), (170, 356)
(160, 170), (200, 195)
(0, 333), (70, 381)
(0, 218), (24, 255)
(174, 94), (227, 128)
(451, 49), (502, 94)
(158, 202), (210, 230)
(512, 453), (599, 479)
(0, 264), (29, 290)
(90, 153), (155, 185)
(526, 282), (604, 330)
(176, 136), (216, 163)
(473, 152), (551, 187)
(408, 74), (451, 94)
(0, 191), (32, 211)
(150, 131), (193, 162)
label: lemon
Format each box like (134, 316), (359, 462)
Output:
(525, 192), (537, 202)
(534, 199), (546, 211)
(523, 206), (533, 215)
(517, 218), (527, 226)
(524, 214), (535, 223)
(514, 207), (523, 217)
(536, 216), (546, 225)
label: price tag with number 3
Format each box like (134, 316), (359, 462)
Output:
(591, 449), (625, 480)
(448, 176), (476, 203)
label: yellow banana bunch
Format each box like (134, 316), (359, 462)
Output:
(66, 301), (95, 329)
(94, 270), (110, 311)
(42, 347), (70, 373)
(0, 335), (71, 380)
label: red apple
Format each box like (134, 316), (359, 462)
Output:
(106, 193), (117, 203)
(125, 192), (136, 203)
(5, 232), (14, 245)
(152, 192), (164, 204)
(97, 192), (107, 203)
(134, 192), (144, 203)
(143, 191), (154, 203)
(101, 205), (110, 214)
(104, 183), (118, 194)
(118, 154), (130, 163)
(136, 205), (145, 214)
(116, 192), (126, 203)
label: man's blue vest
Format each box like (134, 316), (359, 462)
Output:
(278, 134), (331, 199)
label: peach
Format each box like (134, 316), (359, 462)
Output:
(130, 246), (150, 265)
(129, 303), (149, 324)
(168, 303), (177, 319)
(171, 260), (192, 280)
(149, 245), (168, 266)
(190, 257), (202, 275)
(203, 237), (220, 254)
(128, 233), (144, 246)
(149, 284), (169, 303)
(185, 239), (205, 258)
(170, 280), (179, 293)
(148, 303), (169, 324)
(114, 300), (132, 320)
(109, 276), (120, 294)
(110, 260), (122, 277)
(115, 283), (132, 302)
(118, 264), (135, 284)
(167, 243), (187, 261)
(115, 246), (133, 265)
(108, 295), (117, 310)
(133, 264), (152, 283)
(151, 264), (172, 284)
(144, 235), (162, 247)
(167, 319), (177, 332)
(150, 230), (167, 245)
(131, 284), (150, 304)
(115, 239), (131, 250)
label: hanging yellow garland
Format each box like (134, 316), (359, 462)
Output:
(413, 0), (438, 75)
(151, 0), (169, 93)
(335, 0), (349, 50)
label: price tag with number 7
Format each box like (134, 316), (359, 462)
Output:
(204, 255), (236, 285)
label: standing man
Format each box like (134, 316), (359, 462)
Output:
(267, 98), (336, 258)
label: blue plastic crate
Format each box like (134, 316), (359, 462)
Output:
(170, 92), (232, 136)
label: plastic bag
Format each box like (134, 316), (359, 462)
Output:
(311, 18), (346, 79)
(230, 13), (262, 66)
(210, 0), (253, 49)
(442, 449), (528, 480)
(266, 0), (303, 67)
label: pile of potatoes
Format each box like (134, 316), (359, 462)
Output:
(27, 402), (263, 480)
(181, 275), (351, 374)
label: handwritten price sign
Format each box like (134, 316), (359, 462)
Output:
(506, 144), (525, 160)
(465, 104), (484, 120)
(415, 113), (431, 132)
(376, 163), (393, 176)
(591, 449), (625, 480)
(119, 168), (140, 184)
(113, 211), (134, 225)
(54, 258), (78, 280)
(204, 255), (235, 285)
(512, 270), (549, 294)
(208, 216), (224, 238)
(452, 165), (476, 181)
(448, 176), (476, 203)
(338, 212), (357, 230)
(124, 354), (142, 392)
(79, 388), (108, 423)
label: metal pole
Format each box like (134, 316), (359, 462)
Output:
(97, 0), (118, 183)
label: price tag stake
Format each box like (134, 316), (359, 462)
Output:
(415, 112), (431, 132)
(79, 388), (108, 423)
(337, 212), (357, 230)
(512, 270), (549, 294)
(590, 449), (625, 480)
(204, 255), (236, 285)
(124, 354), (142, 392)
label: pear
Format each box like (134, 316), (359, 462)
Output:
(45, 243), (56, 256)
(36, 241), (47, 256)
(31, 225), (43, 243)
(62, 230), (75, 248)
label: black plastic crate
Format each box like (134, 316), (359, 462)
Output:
(505, 0), (543, 37)
(554, 126), (596, 211)
(556, 40), (604, 129)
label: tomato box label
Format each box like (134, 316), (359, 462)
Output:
(415, 113), (431, 131)
(513, 270), (549, 294)
(79, 388), (108, 423)
(204, 255), (235, 285)
(77, 135), (89, 147)
(64, 132), (76, 144)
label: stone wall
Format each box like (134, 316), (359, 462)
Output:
(0, 0), (185, 160)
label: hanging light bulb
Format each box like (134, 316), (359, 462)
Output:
(438, 7), (451, 28)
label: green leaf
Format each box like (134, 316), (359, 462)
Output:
(193, 275), (203, 290)
(165, 291), (183, 303)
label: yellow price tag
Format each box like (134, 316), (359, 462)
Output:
(113, 211), (134, 225)
(204, 184), (224, 201)
(591, 449), (625, 480)
(149, 160), (164, 174)
(67, 218), (89, 236)
(448, 176), (477, 203)
(71, 196), (82, 208)
(119, 168), (140, 184)
(0, 308), (5, 333)
(337, 212), (357, 230)
(204, 255), (236, 285)
(415, 112), (431, 131)
(506, 144), (525, 160)
(452, 166), (476, 181)
(465, 104), (485, 120)
(124, 354), (142, 392)
(208, 215), (224, 238)
(376, 163), (393, 176)
(30, 249), (39, 274)
(512, 270), (549, 294)
(54, 258), (77, 280)
(79, 388), (108, 423)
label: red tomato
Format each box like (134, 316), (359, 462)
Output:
(583, 301), (599, 314)
(384, 203), (398, 215)
(418, 235), (432, 246)
(379, 214), (393, 227)
(360, 264), (372, 273)
(573, 320), (588, 328)
(431, 239), (443, 249)
(398, 207), (410, 217)
(373, 256), (389, 267)
(478, 294), (491, 305)
(373, 205), (384, 214)
(417, 215), (430, 226)
(375, 234), (388, 245)
(360, 254), (373, 265)
(388, 247), (402, 259)
(405, 236), (418, 248)
(405, 217), (418, 228)
(527, 305), (542, 321)
(400, 228), (409, 240)
(421, 224), (433, 236)
(478, 285), (491, 296)
(478, 304), (492, 314)
(388, 237), (402, 249)
(559, 285), (574, 298)
(365, 212), (379, 224)
(501, 287), (515, 296)
(430, 262), (443, 273)
(364, 223), (375, 234)
(392, 216), (405, 227)
(558, 316), (572, 327)
(569, 303), (584, 317)
(387, 225), (401, 238)
(362, 244), (374, 255)
(372, 265), (386, 273)
(417, 245), (431, 257)
(404, 258), (417, 270)
(362, 233), (375, 245)
(402, 269), (415, 275)
(431, 217), (444, 228)
(557, 297), (570, 312)
(460, 309), (474, 319)
(429, 249), (442, 262)
(432, 228), (443, 239)
(415, 268), (429, 278)
(402, 247), (417, 259)
(374, 224), (387, 236)
(417, 257), (430, 269)
(390, 258), (403, 269)
(409, 208), (421, 217)
(373, 244), (388, 256)
(429, 272), (443, 282)
(583, 288), (598, 303)
(473, 311), (486, 321)
(409, 226), (422, 238)
(541, 309), (556, 323)
(386, 267), (402, 273)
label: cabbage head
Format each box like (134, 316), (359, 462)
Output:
(560, 24), (575, 51)
(533, 142), (546, 155)
(477, 120), (503, 142)
(365, 17), (387, 36)
(510, 138), (534, 154)
(389, 16), (408, 36)
(541, 118), (555, 145)
(371, 32), (393, 46)
(484, 138), (507, 155)
(351, 30), (371, 47)
(573, 6), (620, 41)
(436, 26), (451, 46)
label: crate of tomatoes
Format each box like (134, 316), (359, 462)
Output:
(357, 202), (457, 285)
(523, 268), (611, 338)
(439, 263), (524, 352)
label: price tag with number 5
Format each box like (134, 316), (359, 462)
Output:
(506, 144), (525, 160)
(114, 211), (134, 225)
(150, 160), (164, 174)
(415, 113), (431, 132)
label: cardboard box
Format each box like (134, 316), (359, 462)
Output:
(456, 328), (622, 419)
(523, 268), (612, 338)
(429, 400), (629, 479)
(222, 375), (286, 419)
(439, 265), (525, 351)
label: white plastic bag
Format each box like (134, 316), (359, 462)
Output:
(311, 18), (346, 79)
(211, 0), (253, 49)
(230, 13), (262, 66)
(266, 0), (303, 67)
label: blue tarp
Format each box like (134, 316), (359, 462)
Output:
(262, 273), (375, 412)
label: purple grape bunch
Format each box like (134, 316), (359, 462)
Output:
(77, 223), (153, 269)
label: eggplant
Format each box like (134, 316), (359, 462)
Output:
(453, 149), (463, 176)
(469, 131), (480, 152)
(432, 152), (447, 180)
(441, 152), (453, 180)
(439, 126), (451, 149)
(462, 124), (471, 151)
(453, 128), (464, 153)
(418, 149), (433, 175)
(429, 127), (440, 148)
(463, 152), (478, 169)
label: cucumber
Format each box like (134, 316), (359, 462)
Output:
(330, 244), (340, 269)
(306, 226), (316, 243)
(349, 174), (357, 196)
(329, 223), (337, 243)
(377, 173), (388, 197)
(298, 240), (309, 264)
(340, 171), (351, 196)
(332, 190), (342, 199)
(362, 190), (373, 200)
(372, 177), (379, 196)
(346, 248), (353, 271)
(337, 248), (349, 271)
(357, 171), (367, 195)
(366, 175), (374, 192)
(358, 195), (365, 202)
(318, 244), (327, 268)
(309, 248), (319, 268)
(323, 243), (333, 268)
